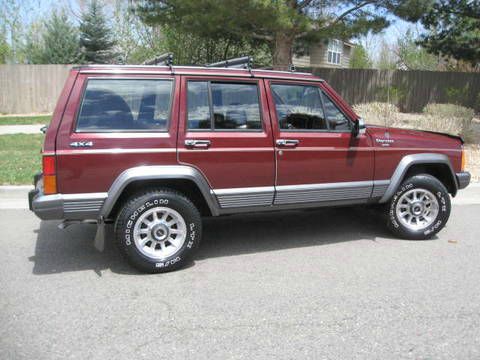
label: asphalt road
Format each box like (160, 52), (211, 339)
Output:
(1, 190), (480, 359)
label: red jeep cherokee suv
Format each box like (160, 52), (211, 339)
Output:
(29, 64), (471, 273)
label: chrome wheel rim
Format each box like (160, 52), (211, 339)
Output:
(395, 188), (439, 231)
(133, 207), (187, 260)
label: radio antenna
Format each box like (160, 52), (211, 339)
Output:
(385, 71), (391, 135)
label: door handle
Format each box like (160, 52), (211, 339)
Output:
(184, 139), (211, 149)
(276, 139), (299, 147)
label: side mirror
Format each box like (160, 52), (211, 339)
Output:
(352, 118), (366, 138)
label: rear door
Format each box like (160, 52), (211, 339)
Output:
(265, 79), (374, 206)
(177, 76), (275, 210)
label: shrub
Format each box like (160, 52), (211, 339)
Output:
(423, 103), (474, 119)
(352, 102), (400, 126)
(352, 102), (476, 143)
(445, 85), (469, 105)
(422, 104), (475, 141)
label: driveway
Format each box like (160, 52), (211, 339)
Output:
(1, 187), (480, 359)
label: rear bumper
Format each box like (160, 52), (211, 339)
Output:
(456, 171), (471, 190)
(28, 175), (107, 220)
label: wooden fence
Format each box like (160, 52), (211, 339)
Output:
(308, 68), (480, 112)
(0, 64), (73, 114)
(0, 65), (479, 114)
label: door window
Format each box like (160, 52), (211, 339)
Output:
(270, 83), (351, 131)
(270, 84), (327, 130)
(187, 81), (262, 131)
(187, 81), (211, 130)
(321, 92), (351, 131)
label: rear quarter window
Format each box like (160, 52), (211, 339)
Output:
(76, 79), (173, 132)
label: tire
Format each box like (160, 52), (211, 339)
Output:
(115, 189), (202, 273)
(387, 174), (451, 240)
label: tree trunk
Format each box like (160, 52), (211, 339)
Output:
(272, 32), (294, 70)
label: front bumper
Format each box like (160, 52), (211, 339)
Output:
(456, 171), (471, 190)
(28, 175), (107, 220)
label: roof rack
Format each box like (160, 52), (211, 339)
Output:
(206, 56), (253, 69)
(143, 53), (174, 66)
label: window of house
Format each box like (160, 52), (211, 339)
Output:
(187, 81), (262, 130)
(327, 39), (342, 65)
(76, 79), (173, 132)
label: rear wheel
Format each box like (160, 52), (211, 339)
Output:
(387, 174), (451, 240)
(115, 189), (202, 273)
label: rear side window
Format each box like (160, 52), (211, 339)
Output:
(76, 79), (173, 132)
(187, 81), (262, 131)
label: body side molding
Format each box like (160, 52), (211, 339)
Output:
(100, 165), (220, 217)
(379, 153), (458, 203)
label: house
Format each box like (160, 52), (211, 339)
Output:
(293, 39), (354, 68)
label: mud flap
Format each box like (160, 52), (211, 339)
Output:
(94, 218), (105, 252)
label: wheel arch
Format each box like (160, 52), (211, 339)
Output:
(379, 153), (458, 203)
(100, 165), (220, 219)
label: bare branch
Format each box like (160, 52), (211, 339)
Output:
(328, 1), (376, 27)
(297, 0), (315, 10)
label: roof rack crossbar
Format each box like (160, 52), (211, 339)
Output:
(143, 53), (174, 66)
(206, 56), (253, 69)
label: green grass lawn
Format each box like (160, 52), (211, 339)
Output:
(0, 115), (51, 125)
(0, 134), (44, 185)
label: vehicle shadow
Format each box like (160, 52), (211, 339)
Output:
(31, 206), (394, 276)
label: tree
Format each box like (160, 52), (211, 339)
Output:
(20, 11), (82, 64)
(350, 44), (372, 68)
(395, 29), (438, 70)
(376, 40), (397, 70)
(79, 0), (116, 64)
(42, 11), (82, 64)
(0, 26), (10, 63)
(22, 22), (45, 64)
(419, 0), (480, 66)
(135, 0), (429, 69)
(0, 0), (26, 62)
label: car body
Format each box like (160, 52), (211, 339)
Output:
(29, 65), (471, 272)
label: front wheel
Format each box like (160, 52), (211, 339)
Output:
(115, 189), (202, 273)
(387, 174), (451, 240)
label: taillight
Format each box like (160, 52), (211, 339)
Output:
(42, 156), (57, 194)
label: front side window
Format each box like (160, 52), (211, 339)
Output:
(321, 92), (350, 131)
(327, 39), (342, 65)
(271, 84), (327, 130)
(187, 81), (262, 130)
(76, 79), (172, 132)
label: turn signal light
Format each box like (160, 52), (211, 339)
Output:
(43, 175), (57, 195)
(461, 148), (466, 172)
(42, 156), (57, 194)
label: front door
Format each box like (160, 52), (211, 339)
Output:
(177, 76), (275, 210)
(265, 79), (374, 206)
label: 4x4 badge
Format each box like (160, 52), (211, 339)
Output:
(70, 141), (93, 148)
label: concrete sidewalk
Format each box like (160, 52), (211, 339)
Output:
(0, 124), (45, 134)
(2, 183), (479, 210)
